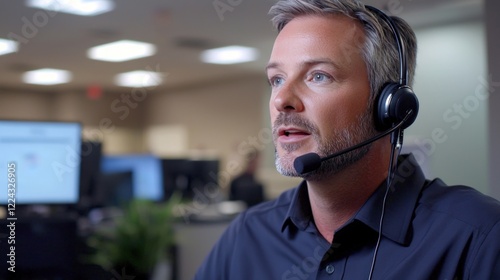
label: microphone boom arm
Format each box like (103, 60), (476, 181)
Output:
(294, 110), (413, 174)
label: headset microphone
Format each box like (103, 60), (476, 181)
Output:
(293, 110), (413, 175)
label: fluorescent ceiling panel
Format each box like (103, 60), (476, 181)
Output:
(88, 40), (156, 62)
(22, 68), (72, 85)
(115, 70), (163, 88)
(200, 45), (259, 65)
(0, 38), (18, 56)
(26, 0), (114, 16)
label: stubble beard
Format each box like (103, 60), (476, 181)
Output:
(273, 111), (377, 181)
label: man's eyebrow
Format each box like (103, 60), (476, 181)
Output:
(265, 62), (280, 74)
(265, 59), (342, 74)
(303, 58), (342, 69)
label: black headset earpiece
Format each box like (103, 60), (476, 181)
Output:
(366, 5), (419, 131)
(376, 83), (418, 131)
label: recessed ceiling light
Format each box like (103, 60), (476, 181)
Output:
(200, 45), (259, 65)
(114, 70), (163, 88)
(22, 68), (72, 85)
(26, 0), (114, 16)
(88, 40), (156, 62)
(0, 38), (18, 56)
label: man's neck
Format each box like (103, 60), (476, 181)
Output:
(306, 142), (390, 243)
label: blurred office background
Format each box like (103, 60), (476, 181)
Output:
(0, 0), (499, 279)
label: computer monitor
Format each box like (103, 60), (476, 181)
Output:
(0, 120), (82, 205)
(162, 158), (219, 201)
(78, 141), (103, 210)
(100, 154), (164, 201)
(94, 171), (134, 208)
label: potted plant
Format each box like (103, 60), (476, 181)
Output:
(87, 194), (180, 279)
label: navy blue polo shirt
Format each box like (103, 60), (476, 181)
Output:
(195, 154), (500, 279)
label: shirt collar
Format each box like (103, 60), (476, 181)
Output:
(281, 153), (426, 245)
(353, 153), (426, 245)
(281, 180), (311, 232)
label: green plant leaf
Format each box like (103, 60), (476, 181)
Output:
(85, 192), (182, 274)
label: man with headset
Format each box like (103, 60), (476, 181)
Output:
(195, 0), (500, 279)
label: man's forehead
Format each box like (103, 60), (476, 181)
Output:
(267, 15), (366, 71)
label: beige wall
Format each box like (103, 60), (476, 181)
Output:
(0, 90), (56, 120)
(0, 88), (145, 126)
(144, 75), (268, 160)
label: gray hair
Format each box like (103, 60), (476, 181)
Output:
(269, 0), (417, 106)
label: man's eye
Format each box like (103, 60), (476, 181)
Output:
(312, 73), (330, 82)
(270, 76), (284, 87)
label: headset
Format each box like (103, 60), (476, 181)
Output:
(366, 5), (419, 132)
(365, 6), (419, 280)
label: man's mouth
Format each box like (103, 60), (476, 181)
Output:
(279, 128), (310, 137)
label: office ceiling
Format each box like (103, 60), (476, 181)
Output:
(0, 0), (483, 94)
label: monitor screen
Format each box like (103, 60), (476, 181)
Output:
(94, 171), (134, 208)
(100, 154), (164, 201)
(162, 158), (219, 201)
(0, 120), (82, 205)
